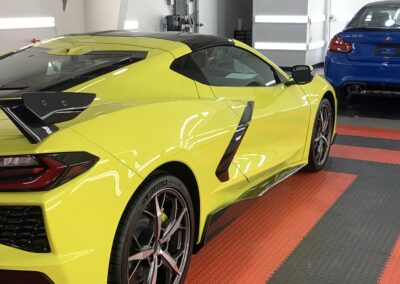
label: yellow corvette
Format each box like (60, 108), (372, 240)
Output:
(0, 32), (336, 284)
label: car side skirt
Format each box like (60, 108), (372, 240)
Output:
(194, 163), (307, 253)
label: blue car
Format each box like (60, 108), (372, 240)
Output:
(325, 1), (400, 103)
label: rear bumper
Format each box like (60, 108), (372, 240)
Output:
(325, 52), (400, 90)
(0, 153), (143, 284)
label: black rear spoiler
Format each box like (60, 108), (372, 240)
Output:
(0, 92), (96, 144)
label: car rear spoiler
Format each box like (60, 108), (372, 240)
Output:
(0, 92), (96, 144)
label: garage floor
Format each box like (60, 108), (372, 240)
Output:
(186, 96), (400, 284)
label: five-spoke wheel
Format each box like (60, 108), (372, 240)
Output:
(109, 174), (194, 284)
(306, 98), (334, 171)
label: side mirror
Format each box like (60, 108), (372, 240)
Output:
(292, 65), (315, 85)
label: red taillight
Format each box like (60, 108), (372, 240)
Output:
(0, 153), (98, 191)
(329, 35), (353, 53)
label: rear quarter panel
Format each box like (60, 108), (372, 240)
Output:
(71, 99), (251, 243)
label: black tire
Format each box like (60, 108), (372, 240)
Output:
(305, 98), (334, 172)
(108, 172), (195, 284)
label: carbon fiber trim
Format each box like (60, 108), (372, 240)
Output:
(215, 101), (254, 182)
(65, 31), (234, 52)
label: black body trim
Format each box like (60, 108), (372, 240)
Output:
(65, 31), (234, 51)
(0, 46), (32, 61)
(215, 101), (254, 182)
(194, 164), (306, 253)
(0, 92), (95, 143)
(0, 270), (54, 284)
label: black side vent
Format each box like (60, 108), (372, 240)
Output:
(0, 206), (50, 253)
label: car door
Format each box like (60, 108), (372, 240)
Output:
(189, 46), (311, 184)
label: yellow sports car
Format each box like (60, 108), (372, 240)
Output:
(0, 32), (336, 284)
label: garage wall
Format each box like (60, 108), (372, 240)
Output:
(252, 0), (379, 66)
(84, 0), (123, 32)
(199, 0), (219, 35)
(222, 0), (253, 38)
(253, 0), (310, 66)
(123, 0), (172, 32)
(0, 0), (85, 53)
(122, 0), (251, 38)
(305, 0), (328, 66)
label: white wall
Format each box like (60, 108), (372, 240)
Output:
(0, 0), (85, 52)
(123, 0), (172, 32)
(199, 0), (219, 35)
(305, 0), (327, 65)
(84, 0), (123, 32)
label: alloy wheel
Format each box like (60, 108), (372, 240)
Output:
(126, 188), (191, 284)
(313, 104), (332, 166)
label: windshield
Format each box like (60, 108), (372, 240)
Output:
(0, 47), (146, 91)
(349, 5), (400, 29)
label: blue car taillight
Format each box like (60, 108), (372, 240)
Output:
(329, 35), (353, 53)
(0, 152), (98, 191)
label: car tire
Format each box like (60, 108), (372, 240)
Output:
(305, 98), (334, 172)
(108, 172), (195, 284)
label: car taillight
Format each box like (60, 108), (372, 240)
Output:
(329, 35), (353, 53)
(0, 152), (98, 191)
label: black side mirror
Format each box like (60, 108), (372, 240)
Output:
(292, 65), (315, 85)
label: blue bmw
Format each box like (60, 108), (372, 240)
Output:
(325, 1), (400, 103)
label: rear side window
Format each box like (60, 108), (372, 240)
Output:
(0, 48), (147, 91)
(349, 6), (400, 29)
(171, 46), (282, 87)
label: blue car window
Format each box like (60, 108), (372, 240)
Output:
(350, 6), (400, 29)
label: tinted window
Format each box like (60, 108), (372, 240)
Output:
(349, 6), (400, 29)
(171, 46), (281, 87)
(0, 48), (146, 91)
(170, 53), (209, 85)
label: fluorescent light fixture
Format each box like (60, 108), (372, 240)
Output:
(255, 41), (325, 51)
(255, 14), (326, 24)
(255, 15), (308, 24)
(255, 42), (307, 51)
(0, 17), (55, 30)
(124, 20), (139, 30)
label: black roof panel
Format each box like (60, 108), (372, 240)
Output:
(67, 31), (234, 52)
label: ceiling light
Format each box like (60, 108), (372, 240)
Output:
(124, 20), (139, 30)
(255, 41), (326, 51)
(0, 17), (55, 30)
(255, 15), (326, 24)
